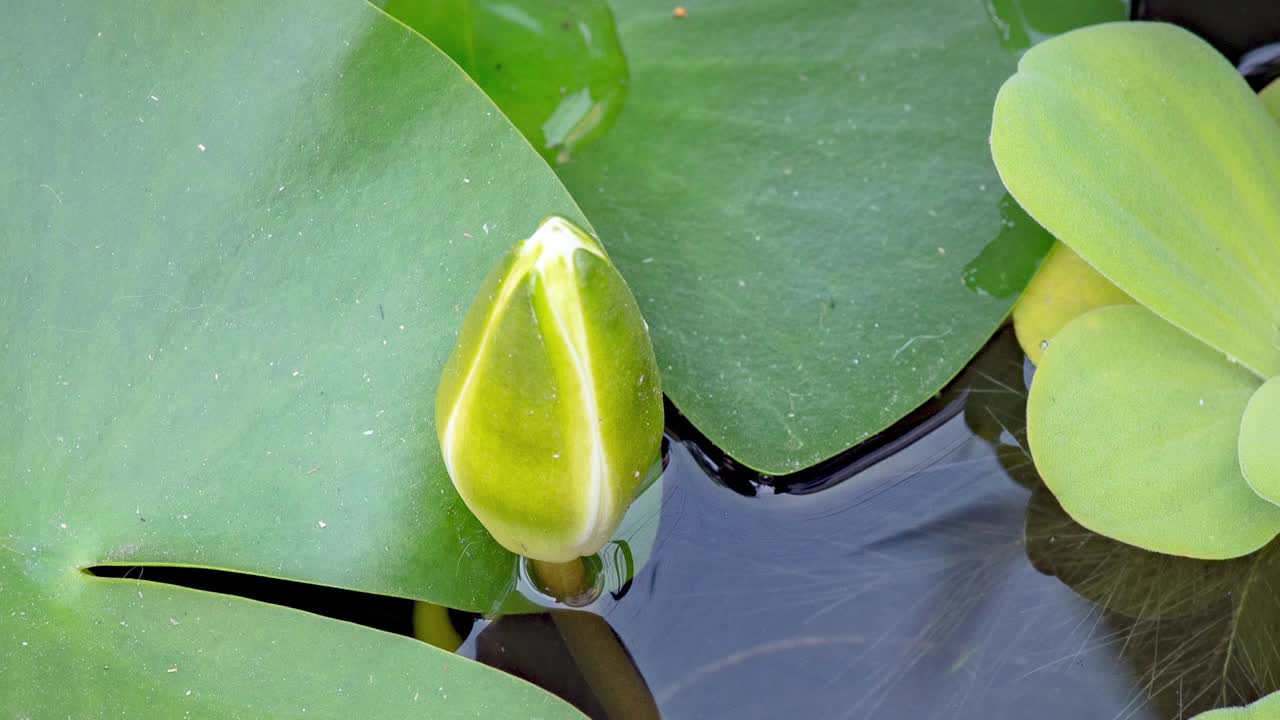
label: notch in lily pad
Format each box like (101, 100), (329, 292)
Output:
(436, 215), (664, 587)
(991, 21), (1280, 559)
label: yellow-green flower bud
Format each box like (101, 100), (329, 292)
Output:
(435, 216), (663, 563)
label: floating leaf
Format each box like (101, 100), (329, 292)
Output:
(2, 0), (595, 714)
(991, 21), (1280, 378)
(1027, 306), (1277, 558)
(390, 0), (1123, 473)
(1241, 377), (1280, 504)
(1, 561), (580, 718)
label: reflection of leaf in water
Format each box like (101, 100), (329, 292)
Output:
(959, 327), (1040, 489)
(1026, 485), (1246, 619)
(959, 325), (1280, 714)
(1025, 485), (1280, 715)
(1228, 550), (1280, 704)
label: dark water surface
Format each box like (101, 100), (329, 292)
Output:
(464, 329), (1275, 719)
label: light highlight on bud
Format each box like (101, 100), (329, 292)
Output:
(436, 216), (663, 562)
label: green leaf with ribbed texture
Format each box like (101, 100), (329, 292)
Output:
(1241, 377), (1280, 503)
(995, 21), (1280, 559)
(1026, 306), (1279, 559)
(992, 21), (1280, 379)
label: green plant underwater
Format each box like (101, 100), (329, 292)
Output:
(992, 22), (1280, 559)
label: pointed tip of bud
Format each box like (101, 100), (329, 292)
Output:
(521, 215), (606, 263)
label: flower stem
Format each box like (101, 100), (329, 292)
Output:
(552, 610), (659, 720)
(531, 558), (659, 718)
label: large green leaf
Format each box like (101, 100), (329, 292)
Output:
(1026, 306), (1278, 559)
(1241, 377), (1280, 502)
(390, 0), (1123, 473)
(2, 556), (581, 718)
(991, 21), (1280, 379)
(2, 0), (592, 715)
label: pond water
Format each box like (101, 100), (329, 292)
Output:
(460, 327), (1277, 719)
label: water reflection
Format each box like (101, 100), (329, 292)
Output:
(960, 194), (1055, 299)
(379, 0), (629, 164)
(1026, 485), (1280, 715)
(984, 0), (1129, 50)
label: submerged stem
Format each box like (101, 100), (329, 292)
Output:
(531, 558), (592, 605)
(552, 610), (660, 720)
(531, 558), (658, 718)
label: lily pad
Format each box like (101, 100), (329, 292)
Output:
(390, 0), (1123, 473)
(1026, 306), (1278, 559)
(2, 558), (581, 718)
(2, 0), (593, 715)
(557, 0), (1129, 473)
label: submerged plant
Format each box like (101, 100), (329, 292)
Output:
(991, 21), (1280, 559)
(436, 215), (663, 564)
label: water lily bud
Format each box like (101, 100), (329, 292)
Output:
(436, 216), (663, 563)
